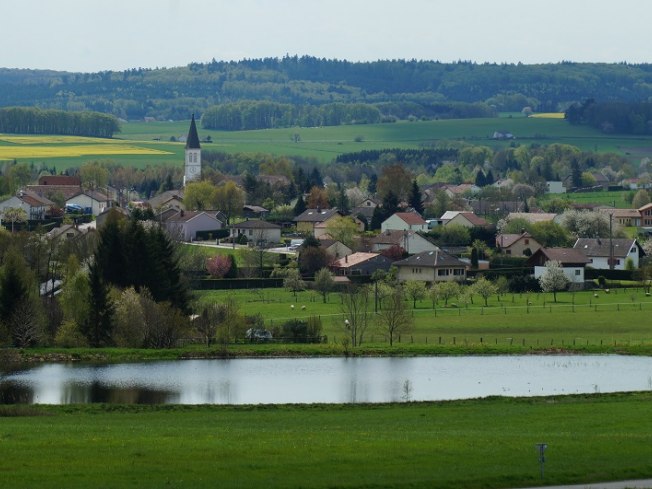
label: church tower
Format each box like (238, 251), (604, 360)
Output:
(183, 114), (201, 186)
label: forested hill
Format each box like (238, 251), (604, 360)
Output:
(2, 57), (652, 121)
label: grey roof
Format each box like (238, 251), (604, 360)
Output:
(573, 238), (640, 259)
(293, 208), (340, 223)
(148, 190), (184, 209)
(185, 114), (201, 150)
(529, 247), (590, 265)
(394, 250), (466, 268)
(243, 205), (269, 213)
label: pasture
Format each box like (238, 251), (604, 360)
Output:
(3, 394), (652, 489)
(3, 115), (652, 169)
(194, 286), (652, 350)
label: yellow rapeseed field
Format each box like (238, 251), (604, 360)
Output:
(530, 112), (565, 119)
(0, 134), (174, 159)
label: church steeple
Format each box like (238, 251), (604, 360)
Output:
(185, 113), (201, 150)
(183, 114), (202, 186)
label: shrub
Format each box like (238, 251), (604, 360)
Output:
(54, 320), (89, 348)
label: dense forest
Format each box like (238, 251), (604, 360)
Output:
(0, 107), (120, 137)
(2, 57), (652, 122)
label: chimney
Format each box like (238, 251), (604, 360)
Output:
(345, 255), (348, 263)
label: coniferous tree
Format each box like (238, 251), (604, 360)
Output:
(475, 170), (487, 187)
(293, 194), (307, 216)
(382, 190), (399, 217)
(85, 260), (114, 347)
(408, 180), (424, 215)
(368, 174), (378, 194)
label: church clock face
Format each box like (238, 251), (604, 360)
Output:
(189, 165), (197, 174)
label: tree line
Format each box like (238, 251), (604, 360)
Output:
(4, 59), (652, 120)
(566, 99), (652, 135)
(0, 107), (120, 137)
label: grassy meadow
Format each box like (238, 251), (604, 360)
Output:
(3, 394), (652, 489)
(3, 115), (652, 169)
(192, 285), (652, 351)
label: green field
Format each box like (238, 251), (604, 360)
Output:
(192, 286), (652, 349)
(3, 394), (652, 489)
(5, 116), (652, 169)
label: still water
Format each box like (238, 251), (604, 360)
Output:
(2, 355), (652, 405)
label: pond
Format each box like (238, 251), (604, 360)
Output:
(2, 355), (652, 405)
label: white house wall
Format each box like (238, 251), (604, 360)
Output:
(534, 266), (584, 283)
(66, 194), (106, 216)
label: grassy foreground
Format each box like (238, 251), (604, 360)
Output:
(2, 394), (652, 489)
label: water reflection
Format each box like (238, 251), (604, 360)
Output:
(1, 355), (652, 405)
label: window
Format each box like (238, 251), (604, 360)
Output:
(575, 269), (581, 276)
(506, 250), (512, 255)
(437, 269), (449, 276)
(453, 269), (464, 276)
(524, 239), (529, 245)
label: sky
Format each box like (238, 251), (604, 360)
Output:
(4, 0), (652, 72)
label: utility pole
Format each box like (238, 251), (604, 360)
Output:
(609, 212), (614, 270)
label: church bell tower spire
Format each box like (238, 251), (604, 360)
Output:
(183, 114), (201, 186)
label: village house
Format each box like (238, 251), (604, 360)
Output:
(639, 203), (652, 228)
(546, 181), (566, 194)
(440, 210), (488, 228)
(230, 219), (281, 246)
(598, 208), (641, 228)
(380, 211), (428, 233)
(369, 229), (439, 255)
(573, 238), (644, 270)
(527, 247), (590, 285)
(147, 190), (184, 212)
(0, 189), (54, 221)
(393, 250), (467, 283)
(495, 231), (542, 256)
(293, 208), (341, 235)
(330, 252), (392, 277)
(66, 189), (114, 216)
(165, 210), (224, 242)
(317, 238), (352, 259)
(96, 207), (130, 229)
(242, 205), (269, 219)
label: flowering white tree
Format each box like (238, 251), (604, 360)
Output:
(538, 260), (569, 302)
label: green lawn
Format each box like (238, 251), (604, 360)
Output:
(2, 395), (652, 489)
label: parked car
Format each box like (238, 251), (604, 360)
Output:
(245, 328), (273, 341)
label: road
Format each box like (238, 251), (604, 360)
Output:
(514, 479), (652, 489)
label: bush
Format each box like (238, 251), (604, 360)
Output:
(281, 316), (323, 343)
(507, 275), (541, 293)
(54, 320), (89, 347)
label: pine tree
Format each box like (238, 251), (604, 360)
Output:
(475, 170), (486, 188)
(408, 180), (424, 215)
(293, 194), (307, 216)
(85, 260), (114, 347)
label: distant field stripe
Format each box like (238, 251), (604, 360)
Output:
(0, 144), (173, 158)
(530, 113), (565, 119)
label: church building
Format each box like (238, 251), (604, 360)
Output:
(183, 114), (201, 186)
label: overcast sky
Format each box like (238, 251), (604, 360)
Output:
(4, 0), (652, 72)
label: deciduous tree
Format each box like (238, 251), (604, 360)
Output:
(376, 286), (412, 346)
(538, 260), (569, 302)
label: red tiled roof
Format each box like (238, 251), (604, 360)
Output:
(332, 252), (379, 268)
(394, 212), (426, 225)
